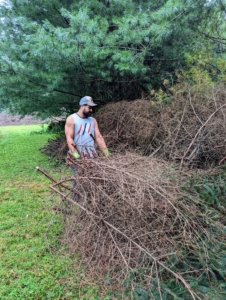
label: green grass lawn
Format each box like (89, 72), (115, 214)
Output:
(0, 125), (102, 300)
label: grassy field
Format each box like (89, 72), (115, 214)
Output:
(0, 125), (103, 300)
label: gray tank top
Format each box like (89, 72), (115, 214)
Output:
(71, 113), (96, 157)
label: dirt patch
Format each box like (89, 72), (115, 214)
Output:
(0, 113), (44, 126)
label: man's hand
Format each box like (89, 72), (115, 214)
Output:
(72, 151), (80, 159)
(103, 148), (110, 157)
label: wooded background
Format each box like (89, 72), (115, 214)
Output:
(0, 0), (226, 118)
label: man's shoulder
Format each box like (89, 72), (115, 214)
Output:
(68, 113), (79, 120)
(65, 114), (77, 126)
(90, 116), (97, 121)
(66, 114), (74, 121)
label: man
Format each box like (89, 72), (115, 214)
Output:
(65, 96), (109, 160)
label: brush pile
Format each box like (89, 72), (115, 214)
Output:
(94, 100), (163, 155)
(40, 135), (68, 162)
(96, 83), (226, 168)
(43, 152), (226, 299)
(159, 83), (226, 168)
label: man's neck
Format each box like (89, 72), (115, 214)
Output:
(76, 109), (86, 118)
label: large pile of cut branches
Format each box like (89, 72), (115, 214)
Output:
(94, 99), (163, 155)
(95, 83), (226, 168)
(159, 83), (226, 168)
(42, 153), (226, 299)
(40, 134), (68, 162)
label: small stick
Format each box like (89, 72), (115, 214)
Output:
(36, 166), (79, 194)
(89, 133), (95, 141)
(71, 143), (82, 156)
(36, 166), (58, 183)
(219, 156), (226, 165)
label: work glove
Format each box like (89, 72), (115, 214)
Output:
(103, 148), (110, 157)
(72, 151), (80, 159)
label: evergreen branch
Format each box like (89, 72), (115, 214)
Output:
(0, 65), (80, 97)
(199, 30), (226, 45)
(54, 6), (70, 27)
(147, 57), (182, 61)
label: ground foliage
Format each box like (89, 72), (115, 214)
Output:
(44, 153), (226, 300)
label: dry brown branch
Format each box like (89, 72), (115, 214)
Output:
(219, 155), (226, 165)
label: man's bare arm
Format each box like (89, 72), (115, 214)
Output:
(65, 115), (76, 153)
(93, 118), (107, 152)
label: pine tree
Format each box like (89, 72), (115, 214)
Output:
(0, 0), (225, 117)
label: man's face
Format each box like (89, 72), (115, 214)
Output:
(82, 105), (93, 118)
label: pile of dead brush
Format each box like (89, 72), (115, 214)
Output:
(40, 134), (68, 162)
(159, 83), (226, 168)
(94, 99), (163, 155)
(95, 83), (226, 168)
(41, 152), (226, 299)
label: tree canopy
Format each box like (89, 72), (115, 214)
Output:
(0, 0), (225, 117)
